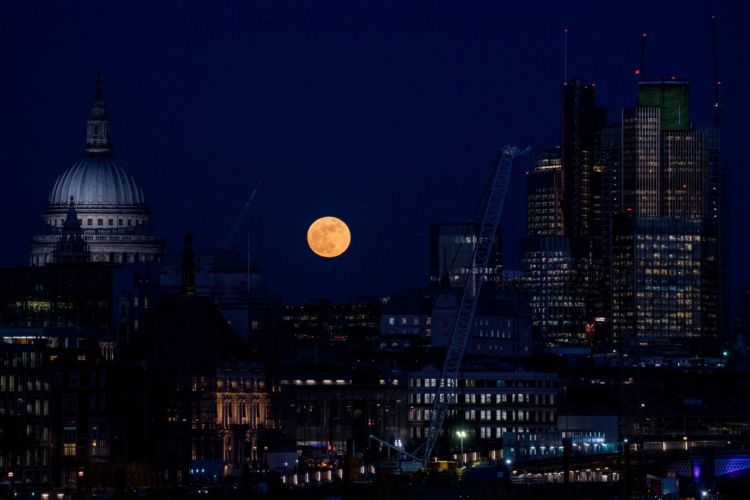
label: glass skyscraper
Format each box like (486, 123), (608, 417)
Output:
(611, 79), (725, 354)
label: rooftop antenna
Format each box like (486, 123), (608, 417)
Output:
(563, 27), (568, 83)
(711, 15), (723, 128)
(637, 32), (647, 80)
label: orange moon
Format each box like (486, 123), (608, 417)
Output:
(307, 216), (351, 258)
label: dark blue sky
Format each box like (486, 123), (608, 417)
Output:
(1, 1), (748, 305)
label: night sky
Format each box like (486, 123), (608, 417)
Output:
(1, 1), (748, 305)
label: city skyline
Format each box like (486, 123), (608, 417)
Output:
(1, 1), (747, 306)
(2, 3), (750, 497)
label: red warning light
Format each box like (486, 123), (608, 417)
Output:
(635, 69), (641, 76)
(626, 207), (633, 213)
(78, 470), (84, 478)
(682, 184), (688, 189)
(642, 32), (647, 38)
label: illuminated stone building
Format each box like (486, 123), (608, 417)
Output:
(30, 74), (165, 266)
(191, 364), (271, 472)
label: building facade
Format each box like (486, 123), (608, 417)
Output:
(407, 367), (560, 447)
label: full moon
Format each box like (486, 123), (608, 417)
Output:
(307, 216), (351, 258)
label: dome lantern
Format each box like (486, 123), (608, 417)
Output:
(85, 69), (113, 156)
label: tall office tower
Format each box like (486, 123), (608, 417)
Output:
(527, 147), (564, 237)
(522, 148), (590, 349)
(560, 79), (608, 346)
(612, 79), (723, 353)
(428, 222), (503, 290)
(561, 78), (607, 238)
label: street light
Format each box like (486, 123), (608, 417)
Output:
(455, 430), (468, 456)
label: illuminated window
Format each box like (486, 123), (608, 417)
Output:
(63, 424), (76, 456)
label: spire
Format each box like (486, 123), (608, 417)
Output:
(63, 196), (80, 230)
(85, 69), (113, 156)
(53, 197), (90, 264)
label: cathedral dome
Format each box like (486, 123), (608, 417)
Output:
(30, 71), (166, 267)
(49, 156), (146, 206)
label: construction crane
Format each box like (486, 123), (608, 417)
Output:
(222, 181), (261, 250)
(422, 145), (528, 465)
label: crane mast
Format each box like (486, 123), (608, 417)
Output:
(422, 145), (527, 465)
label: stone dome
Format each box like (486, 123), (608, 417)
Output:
(30, 72), (165, 267)
(48, 156), (146, 206)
